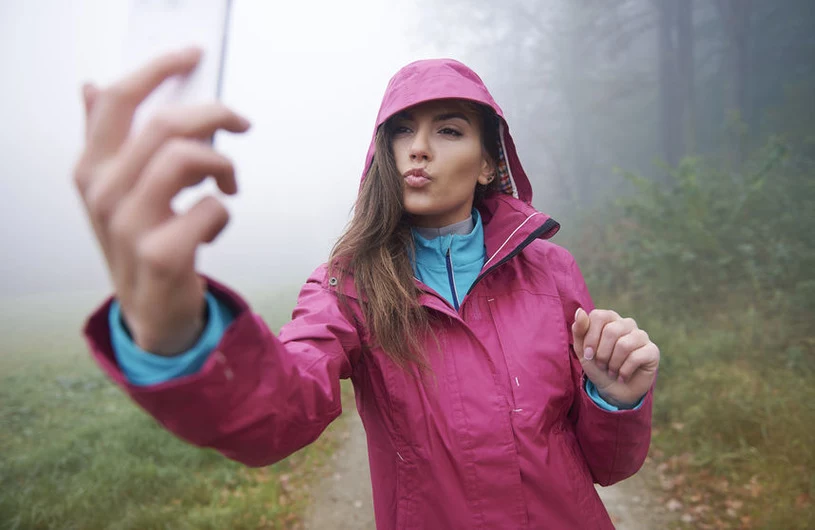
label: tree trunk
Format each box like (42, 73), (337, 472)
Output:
(658, 0), (683, 171)
(717, 0), (752, 167)
(562, 1), (589, 204)
(677, 0), (695, 156)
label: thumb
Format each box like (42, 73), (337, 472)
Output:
(571, 307), (590, 360)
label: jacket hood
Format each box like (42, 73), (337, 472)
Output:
(362, 58), (534, 204)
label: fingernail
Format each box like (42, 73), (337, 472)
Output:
(584, 347), (594, 360)
(574, 308), (581, 321)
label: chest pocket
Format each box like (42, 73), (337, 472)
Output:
(481, 289), (575, 425)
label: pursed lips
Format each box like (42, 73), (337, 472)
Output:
(404, 168), (432, 188)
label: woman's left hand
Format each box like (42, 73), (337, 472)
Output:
(571, 308), (660, 409)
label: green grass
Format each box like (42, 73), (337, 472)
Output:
(7, 283), (811, 529)
(595, 294), (815, 529)
(0, 287), (352, 530)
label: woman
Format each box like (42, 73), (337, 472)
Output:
(76, 49), (660, 529)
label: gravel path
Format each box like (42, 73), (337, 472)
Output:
(303, 407), (375, 530)
(304, 406), (672, 530)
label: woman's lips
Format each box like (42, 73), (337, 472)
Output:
(404, 169), (431, 188)
(404, 175), (431, 188)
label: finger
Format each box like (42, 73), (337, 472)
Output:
(108, 139), (235, 254)
(83, 104), (249, 228)
(595, 318), (637, 372)
(137, 138), (237, 206)
(82, 83), (100, 131)
(571, 307), (590, 358)
(136, 195), (230, 279)
(607, 329), (649, 377)
(617, 343), (660, 384)
(86, 47), (203, 158)
(581, 309), (620, 361)
(121, 102), (250, 183)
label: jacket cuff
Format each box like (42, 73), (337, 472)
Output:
(109, 291), (234, 386)
(585, 379), (644, 411)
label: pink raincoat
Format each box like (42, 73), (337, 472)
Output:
(84, 59), (652, 529)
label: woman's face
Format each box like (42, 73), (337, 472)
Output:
(390, 100), (493, 228)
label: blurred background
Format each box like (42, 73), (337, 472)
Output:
(1, 1), (813, 529)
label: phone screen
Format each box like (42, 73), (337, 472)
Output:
(123, 0), (233, 131)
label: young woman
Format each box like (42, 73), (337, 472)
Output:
(76, 49), (660, 529)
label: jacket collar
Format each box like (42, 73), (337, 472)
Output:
(477, 194), (559, 272)
(327, 196), (559, 303)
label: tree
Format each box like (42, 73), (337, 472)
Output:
(715, 0), (752, 167)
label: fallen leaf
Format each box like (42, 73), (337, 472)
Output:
(795, 493), (811, 509)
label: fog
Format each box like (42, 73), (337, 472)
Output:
(2, 1), (811, 305)
(0, 0), (436, 298)
(3, 1), (814, 527)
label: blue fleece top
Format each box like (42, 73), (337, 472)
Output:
(110, 210), (638, 410)
(411, 210), (485, 311)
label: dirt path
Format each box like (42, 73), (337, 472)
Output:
(596, 466), (675, 529)
(304, 408), (672, 530)
(303, 407), (376, 530)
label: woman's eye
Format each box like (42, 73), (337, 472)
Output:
(440, 127), (462, 137)
(393, 125), (411, 135)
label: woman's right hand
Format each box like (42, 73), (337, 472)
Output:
(73, 48), (251, 356)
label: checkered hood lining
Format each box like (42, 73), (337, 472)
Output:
(495, 122), (518, 199)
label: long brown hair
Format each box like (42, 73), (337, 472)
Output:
(329, 100), (501, 366)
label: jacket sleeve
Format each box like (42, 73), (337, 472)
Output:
(554, 249), (654, 486)
(82, 266), (362, 468)
(110, 291), (234, 386)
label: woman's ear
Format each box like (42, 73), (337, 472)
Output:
(477, 157), (496, 186)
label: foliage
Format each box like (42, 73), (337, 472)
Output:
(595, 299), (815, 529)
(570, 136), (815, 527)
(576, 139), (815, 329)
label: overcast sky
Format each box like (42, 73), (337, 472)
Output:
(0, 0), (442, 298)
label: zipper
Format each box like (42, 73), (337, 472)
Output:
(465, 217), (560, 295)
(445, 247), (460, 311)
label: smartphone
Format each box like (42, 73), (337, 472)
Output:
(123, 0), (233, 132)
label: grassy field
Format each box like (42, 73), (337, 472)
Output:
(596, 294), (815, 529)
(3, 287), (812, 529)
(0, 287), (352, 530)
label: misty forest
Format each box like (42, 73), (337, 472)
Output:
(415, 1), (814, 528)
(2, 1), (813, 529)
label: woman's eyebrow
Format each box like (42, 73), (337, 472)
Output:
(434, 112), (471, 124)
(392, 110), (471, 123)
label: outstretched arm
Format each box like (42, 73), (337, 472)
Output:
(85, 269), (361, 467)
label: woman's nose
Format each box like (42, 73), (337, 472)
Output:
(409, 131), (431, 161)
